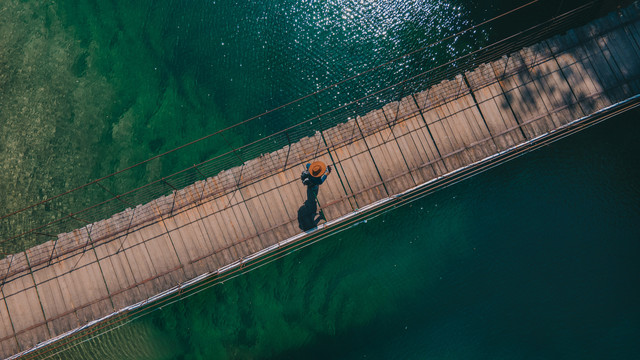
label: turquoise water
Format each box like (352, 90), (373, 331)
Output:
(2, 0), (639, 358)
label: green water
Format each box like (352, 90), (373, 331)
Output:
(2, 0), (639, 358)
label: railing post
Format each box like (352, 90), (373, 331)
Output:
(116, 207), (137, 254)
(0, 253), (15, 292)
(48, 237), (59, 265)
(193, 164), (209, 201)
(283, 131), (292, 171)
(161, 177), (178, 215)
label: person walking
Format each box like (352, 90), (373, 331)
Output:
(300, 161), (332, 193)
(298, 160), (332, 228)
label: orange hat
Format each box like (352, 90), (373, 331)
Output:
(309, 161), (327, 177)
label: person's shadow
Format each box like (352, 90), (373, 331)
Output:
(297, 186), (325, 231)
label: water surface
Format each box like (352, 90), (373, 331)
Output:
(2, 0), (638, 359)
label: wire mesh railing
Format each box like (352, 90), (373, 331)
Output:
(0, 0), (602, 258)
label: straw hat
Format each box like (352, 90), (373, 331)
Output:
(309, 161), (327, 177)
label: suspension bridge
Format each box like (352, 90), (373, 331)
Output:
(2, 2), (640, 358)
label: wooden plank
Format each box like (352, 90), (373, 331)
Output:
(198, 199), (241, 266)
(50, 229), (85, 260)
(35, 277), (82, 337)
(322, 117), (361, 149)
(210, 190), (261, 256)
(0, 337), (20, 360)
(200, 174), (225, 201)
(390, 112), (446, 182)
(258, 174), (300, 241)
(115, 229), (163, 299)
(202, 191), (247, 261)
(200, 192), (238, 261)
(383, 97), (448, 179)
(164, 199), (225, 275)
(323, 119), (388, 208)
(198, 194), (246, 265)
(242, 177), (280, 247)
(357, 113), (416, 195)
(27, 243), (83, 338)
(270, 169), (307, 236)
(152, 198), (199, 280)
(580, 15), (640, 95)
(134, 221), (186, 291)
(545, 31), (613, 114)
(420, 107), (465, 171)
(596, 12), (640, 92)
(415, 78), (487, 170)
(0, 296), (20, 358)
(519, 43), (584, 126)
(177, 216), (228, 275)
(93, 234), (147, 310)
(239, 159), (284, 248)
(389, 94), (447, 175)
(327, 119), (384, 206)
(465, 64), (527, 149)
(49, 250), (113, 324)
(171, 184), (198, 214)
(0, 257), (12, 283)
(1, 267), (49, 351)
(208, 191), (262, 260)
(27, 244), (80, 338)
(413, 84), (469, 171)
(345, 135), (389, 205)
(92, 207), (155, 306)
(256, 177), (295, 243)
(272, 166), (310, 233)
(442, 77), (497, 161)
(0, 339), (19, 360)
(620, 4), (640, 49)
(228, 190), (265, 254)
(490, 53), (556, 139)
(20, 241), (54, 277)
(575, 30), (630, 103)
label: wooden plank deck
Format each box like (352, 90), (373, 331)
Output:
(2, 5), (640, 358)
